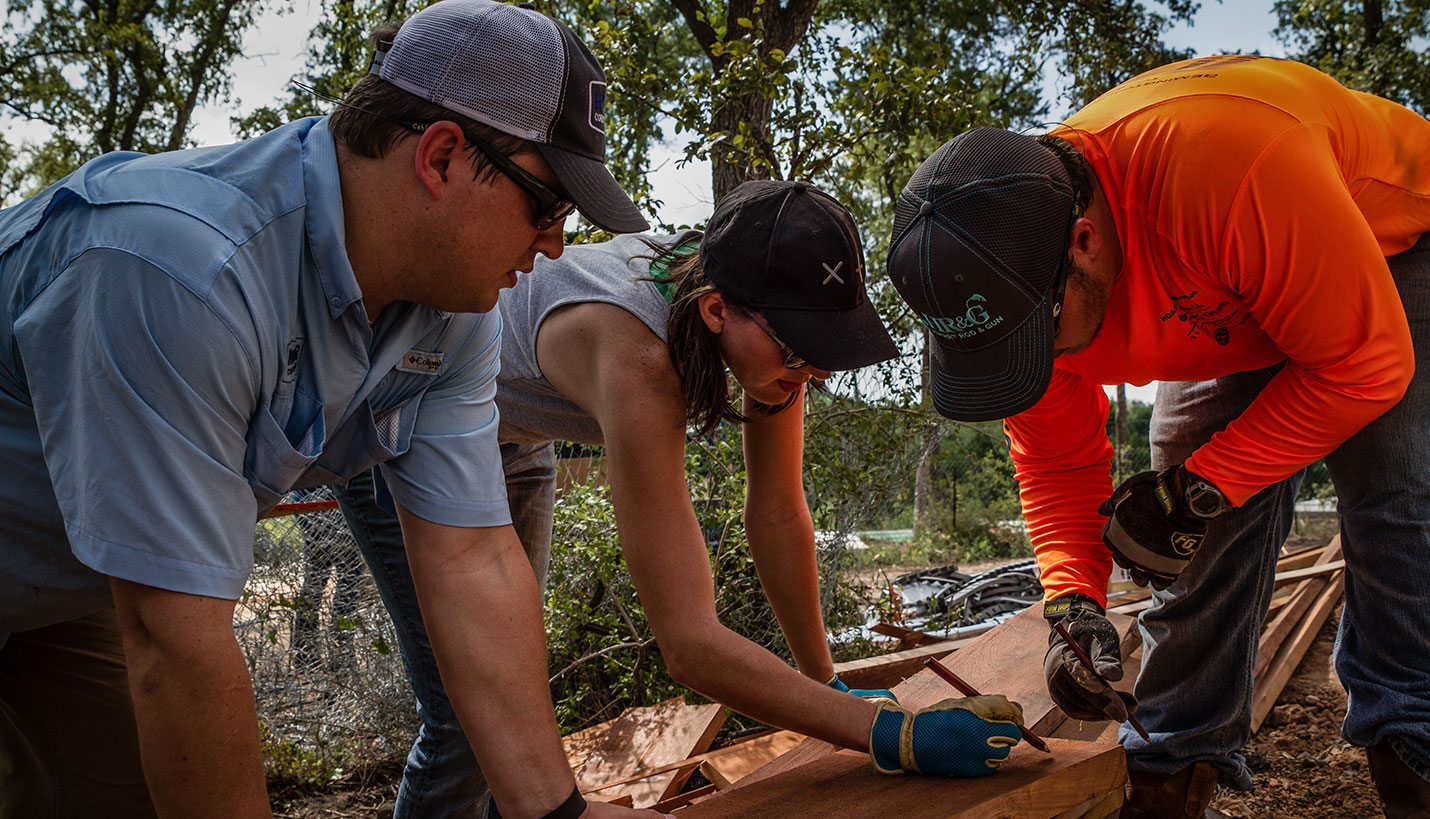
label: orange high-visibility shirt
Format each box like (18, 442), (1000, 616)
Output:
(1006, 56), (1430, 603)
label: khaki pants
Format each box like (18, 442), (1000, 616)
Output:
(0, 609), (156, 819)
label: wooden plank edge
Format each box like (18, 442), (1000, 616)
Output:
(1251, 570), (1344, 732)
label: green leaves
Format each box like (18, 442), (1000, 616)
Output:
(1, 0), (273, 200)
(1273, 0), (1430, 113)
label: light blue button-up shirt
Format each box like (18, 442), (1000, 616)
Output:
(0, 117), (511, 639)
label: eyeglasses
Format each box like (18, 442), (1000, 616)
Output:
(294, 81), (577, 230)
(1050, 199), (1085, 337)
(461, 129), (577, 231)
(738, 307), (808, 370)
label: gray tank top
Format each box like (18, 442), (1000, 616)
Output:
(497, 232), (698, 446)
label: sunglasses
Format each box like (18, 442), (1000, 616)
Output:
(738, 307), (808, 370)
(1051, 199), (1086, 337)
(461, 130), (577, 231)
(294, 82), (576, 231)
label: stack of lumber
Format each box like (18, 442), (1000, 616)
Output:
(563, 696), (804, 811)
(561, 536), (1343, 816)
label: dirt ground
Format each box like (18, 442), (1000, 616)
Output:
(1209, 601), (1382, 819)
(272, 556), (1382, 818)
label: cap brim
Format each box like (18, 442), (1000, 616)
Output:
(763, 295), (900, 372)
(926, 300), (1056, 422)
(537, 144), (649, 233)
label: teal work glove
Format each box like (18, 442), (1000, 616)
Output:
(829, 674), (897, 702)
(869, 696), (1024, 777)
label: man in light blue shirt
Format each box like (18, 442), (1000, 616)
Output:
(0, 2), (651, 817)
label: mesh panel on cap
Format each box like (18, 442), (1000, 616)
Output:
(903, 139), (949, 197)
(890, 192), (921, 249)
(933, 175), (1071, 295)
(385, 3), (565, 142)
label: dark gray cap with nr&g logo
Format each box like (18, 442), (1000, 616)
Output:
(887, 127), (1077, 421)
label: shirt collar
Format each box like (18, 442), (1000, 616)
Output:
(301, 117), (365, 320)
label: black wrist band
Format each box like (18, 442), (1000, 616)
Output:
(487, 787), (586, 819)
(544, 787), (587, 819)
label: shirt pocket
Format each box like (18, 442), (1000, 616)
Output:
(245, 387), (326, 511)
(304, 390), (427, 487)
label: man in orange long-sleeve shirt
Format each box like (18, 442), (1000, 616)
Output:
(888, 56), (1430, 818)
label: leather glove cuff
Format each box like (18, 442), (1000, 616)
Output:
(1043, 592), (1104, 622)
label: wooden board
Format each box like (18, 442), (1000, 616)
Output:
(1251, 569), (1344, 732)
(698, 730), (806, 787)
(1255, 539), (1342, 681)
(677, 739), (1125, 819)
(739, 605), (1135, 793)
(872, 622), (947, 650)
(832, 640), (964, 692)
(888, 605), (1137, 738)
(575, 697), (727, 807)
(564, 717), (623, 772)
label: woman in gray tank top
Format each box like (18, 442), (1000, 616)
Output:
(338, 181), (1027, 819)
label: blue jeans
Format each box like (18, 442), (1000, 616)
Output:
(333, 441), (557, 819)
(1126, 233), (1430, 789)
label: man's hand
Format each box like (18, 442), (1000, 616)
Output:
(1099, 465), (1220, 589)
(829, 675), (897, 702)
(1043, 594), (1137, 722)
(868, 696), (1023, 777)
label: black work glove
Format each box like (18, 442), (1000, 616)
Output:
(1043, 593), (1138, 722)
(1099, 465), (1209, 590)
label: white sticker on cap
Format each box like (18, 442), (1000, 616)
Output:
(589, 81), (607, 133)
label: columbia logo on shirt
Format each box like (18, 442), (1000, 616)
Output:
(398, 350), (444, 375)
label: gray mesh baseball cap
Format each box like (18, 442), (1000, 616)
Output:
(887, 128), (1076, 421)
(371, 0), (648, 233)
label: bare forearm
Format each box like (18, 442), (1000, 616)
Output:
(665, 622), (872, 750)
(112, 582), (272, 819)
(405, 522), (576, 817)
(127, 640), (270, 818)
(746, 516), (835, 681)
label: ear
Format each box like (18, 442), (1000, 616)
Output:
(412, 120), (467, 200)
(697, 292), (728, 334)
(1067, 214), (1103, 269)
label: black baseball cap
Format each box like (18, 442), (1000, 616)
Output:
(887, 128), (1077, 421)
(701, 180), (899, 372)
(371, 0), (648, 233)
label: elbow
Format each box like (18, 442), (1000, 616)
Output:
(656, 626), (722, 691)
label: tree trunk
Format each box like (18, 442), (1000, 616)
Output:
(1363, 0), (1383, 49)
(710, 91), (775, 198)
(913, 327), (934, 537)
(672, 0), (820, 199)
(1114, 383), (1128, 484)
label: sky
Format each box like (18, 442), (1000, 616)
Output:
(191, 0), (1289, 223)
(11, 0), (1294, 404)
(189, 0), (1291, 405)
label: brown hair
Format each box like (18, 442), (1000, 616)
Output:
(328, 21), (529, 183)
(641, 239), (797, 436)
(1035, 132), (1095, 215)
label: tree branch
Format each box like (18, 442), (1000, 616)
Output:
(548, 638), (658, 684)
(670, 0), (721, 63)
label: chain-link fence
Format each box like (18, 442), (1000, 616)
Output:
(237, 424), (1341, 774)
(241, 487), (414, 776)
